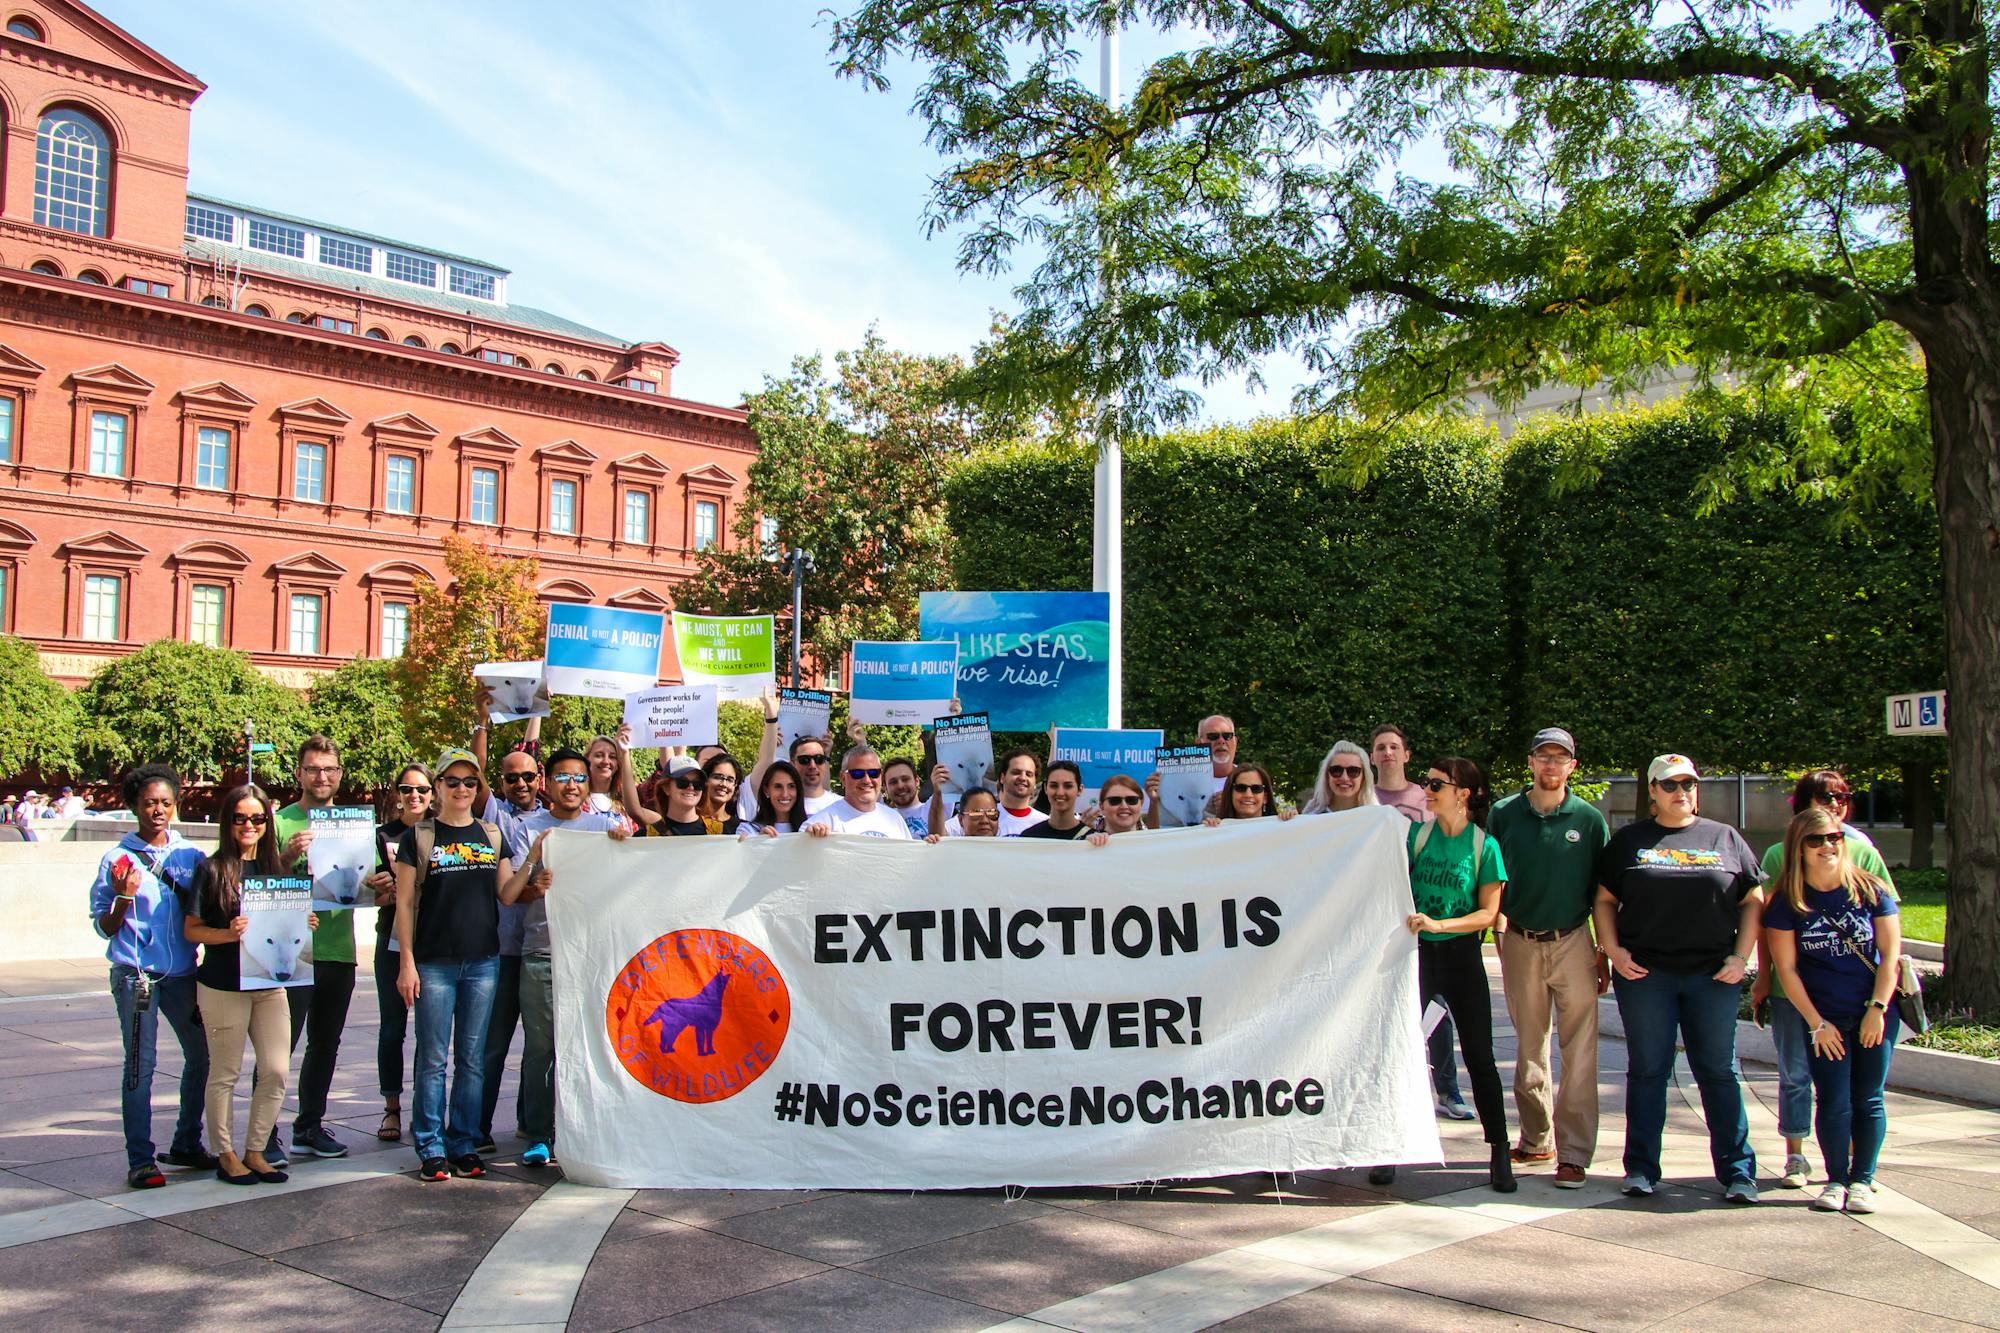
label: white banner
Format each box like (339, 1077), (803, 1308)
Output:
(544, 807), (1439, 1189)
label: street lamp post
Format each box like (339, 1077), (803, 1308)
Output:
(787, 547), (815, 688)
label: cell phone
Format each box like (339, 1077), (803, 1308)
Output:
(1754, 997), (1771, 1028)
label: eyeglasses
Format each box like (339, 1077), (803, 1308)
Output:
(301, 765), (342, 778)
(795, 753), (827, 765)
(1804, 831), (1846, 849)
(549, 773), (589, 786)
(1418, 778), (1457, 793)
(395, 784), (432, 796)
(709, 774), (738, 786)
(1203, 731), (1236, 742)
(1530, 752), (1574, 764)
(1102, 795), (1141, 807)
(1654, 778), (1699, 794)
(438, 775), (479, 790)
(1821, 790), (1852, 806)
(962, 807), (998, 819)
(846, 768), (882, 780)
(1232, 782), (1266, 795)
(229, 812), (269, 827)
(500, 771), (539, 785)
(672, 775), (708, 791)
(1328, 765), (1364, 779)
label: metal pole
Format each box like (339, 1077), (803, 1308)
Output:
(1093, 21), (1124, 728)
(789, 551), (805, 689)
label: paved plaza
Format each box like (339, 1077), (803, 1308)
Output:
(2, 953), (1996, 1332)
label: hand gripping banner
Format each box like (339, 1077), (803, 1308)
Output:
(544, 807), (1441, 1189)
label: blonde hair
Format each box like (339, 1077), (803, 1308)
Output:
(1775, 806), (1890, 915)
(1302, 740), (1378, 813)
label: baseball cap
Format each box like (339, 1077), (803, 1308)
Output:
(1530, 728), (1576, 757)
(434, 746), (480, 776)
(666, 756), (702, 778)
(1647, 754), (1698, 783)
(60, 786), (73, 795)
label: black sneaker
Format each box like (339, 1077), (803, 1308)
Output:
(473, 1135), (498, 1155)
(417, 1157), (449, 1182)
(292, 1126), (348, 1159)
(261, 1131), (289, 1169)
(450, 1153), (486, 1179)
(160, 1145), (219, 1170)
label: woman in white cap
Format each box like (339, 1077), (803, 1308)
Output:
(1592, 754), (1766, 1203)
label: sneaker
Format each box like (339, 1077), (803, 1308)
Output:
(127, 1162), (166, 1190)
(1844, 1181), (1877, 1214)
(1510, 1145), (1556, 1165)
(291, 1126), (348, 1159)
(474, 1135), (498, 1155)
(449, 1153), (486, 1179)
(1367, 1165), (1397, 1186)
(160, 1145), (219, 1170)
(417, 1157), (449, 1182)
(261, 1131), (289, 1169)
(1555, 1164), (1587, 1189)
(1724, 1179), (1761, 1205)
(1435, 1095), (1475, 1121)
(1813, 1183), (1848, 1212)
(1780, 1153), (1812, 1189)
(521, 1142), (552, 1168)
(1621, 1174), (1655, 1197)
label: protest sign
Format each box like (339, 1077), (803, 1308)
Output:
(848, 640), (958, 724)
(1155, 744), (1220, 828)
(672, 613), (776, 700)
(545, 604), (665, 699)
(776, 688), (832, 758)
(240, 875), (314, 990)
(306, 805), (378, 910)
(473, 661), (552, 723)
(933, 712), (993, 794)
(625, 685), (720, 748)
(1052, 727), (1165, 805)
(918, 592), (1110, 730)
(544, 807), (1438, 1189)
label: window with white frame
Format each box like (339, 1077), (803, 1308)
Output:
(825, 659), (842, 691)
(35, 109), (111, 237)
(82, 573), (121, 640)
(386, 252), (436, 286)
(88, 411), (127, 476)
(469, 467), (499, 525)
(623, 488), (650, 544)
(185, 202), (234, 243)
(380, 601), (410, 658)
(319, 236), (372, 272)
(759, 515), (780, 558)
(0, 396), (14, 464)
(195, 426), (230, 490)
(288, 592), (323, 654)
(694, 500), (719, 550)
(548, 478), (577, 534)
(247, 218), (306, 258)
(448, 266), (496, 300)
(293, 441), (328, 502)
(190, 583), (225, 647)
(384, 455), (416, 514)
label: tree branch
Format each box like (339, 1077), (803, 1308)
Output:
(1685, 122), (1890, 237)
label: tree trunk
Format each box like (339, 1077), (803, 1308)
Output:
(1901, 762), (1935, 872)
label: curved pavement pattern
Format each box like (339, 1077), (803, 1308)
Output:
(3, 954), (1998, 1331)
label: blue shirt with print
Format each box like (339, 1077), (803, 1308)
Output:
(89, 831), (205, 975)
(1763, 885), (1899, 1024)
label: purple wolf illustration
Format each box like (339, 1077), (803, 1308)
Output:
(641, 972), (731, 1056)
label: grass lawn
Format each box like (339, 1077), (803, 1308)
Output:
(1893, 867), (1946, 944)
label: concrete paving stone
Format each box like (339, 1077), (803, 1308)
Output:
(1210, 1275), (1573, 1330)
(1356, 1219), (1760, 1330)
(1653, 1276), (1988, 1331)
(1307, 1161), (1495, 1201)
(1876, 1166), (2000, 1218)
(627, 1187), (827, 1226)
(0, 1166), (87, 1214)
(1533, 1179), (1901, 1278)
(568, 1217), (826, 1331)
(0, 1126), (128, 1168)
(24, 1253), (445, 1332)
(399, 1281), (465, 1317)
(705, 1188), (1058, 1265)
(269, 1187), (540, 1300)
(1078, 1183), (1388, 1246)
(0, 1215), (247, 1309)
(0, 1049), (121, 1079)
(640, 1267), (1010, 1332)
(600, 1206), (687, 1247)
(852, 1207), (1220, 1315)
(167, 1171), (541, 1256)
(13, 1147), (211, 1198)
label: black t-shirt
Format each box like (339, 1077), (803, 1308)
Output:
(186, 858), (243, 991)
(395, 819), (501, 962)
(655, 817), (708, 837)
(1596, 817), (1764, 974)
(374, 819), (408, 937)
(1019, 819), (1093, 841)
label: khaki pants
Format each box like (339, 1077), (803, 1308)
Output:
(197, 982), (291, 1159)
(1498, 927), (1600, 1167)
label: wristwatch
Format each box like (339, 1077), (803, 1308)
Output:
(1866, 998), (1888, 1011)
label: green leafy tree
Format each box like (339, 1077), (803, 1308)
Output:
(0, 634), (81, 779)
(307, 658), (416, 792)
(76, 641), (306, 785)
(681, 330), (973, 676)
(393, 534), (546, 756)
(833, 0), (2000, 1011)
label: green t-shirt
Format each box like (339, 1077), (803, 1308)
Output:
(1487, 789), (1610, 931)
(276, 802), (356, 965)
(1757, 826), (1893, 1001)
(1406, 820), (1508, 943)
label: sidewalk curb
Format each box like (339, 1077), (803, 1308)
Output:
(1595, 994), (1998, 1106)
(1905, 938), (1944, 964)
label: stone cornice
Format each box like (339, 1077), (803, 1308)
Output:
(0, 32), (203, 104)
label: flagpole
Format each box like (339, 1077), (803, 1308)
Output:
(1093, 22), (1124, 728)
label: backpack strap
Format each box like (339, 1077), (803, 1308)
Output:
(408, 819), (437, 926)
(1411, 821), (1432, 860)
(1411, 821), (1488, 874)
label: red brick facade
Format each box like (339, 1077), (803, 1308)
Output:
(0, 2), (755, 685)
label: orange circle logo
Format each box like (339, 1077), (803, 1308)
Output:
(604, 929), (790, 1103)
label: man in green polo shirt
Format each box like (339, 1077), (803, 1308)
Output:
(1488, 727), (1610, 1188)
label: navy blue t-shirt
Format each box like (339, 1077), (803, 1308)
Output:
(1762, 886), (1899, 1023)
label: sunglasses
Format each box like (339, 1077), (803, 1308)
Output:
(395, 784), (431, 796)
(229, 812), (269, 827)
(1203, 731), (1236, 742)
(1804, 831), (1846, 849)
(1328, 765), (1364, 779)
(795, 753), (828, 765)
(847, 768), (882, 780)
(501, 771), (539, 784)
(1654, 778), (1699, 793)
(549, 773), (589, 786)
(1821, 790), (1852, 805)
(1418, 777), (1457, 793)
(438, 775), (479, 790)
(1101, 794), (1142, 807)
(672, 775), (708, 790)
(1232, 782), (1266, 795)
(963, 807), (998, 819)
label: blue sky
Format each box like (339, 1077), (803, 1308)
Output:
(95, 0), (1306, 420)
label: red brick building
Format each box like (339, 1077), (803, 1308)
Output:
(0, 1), (757, 686)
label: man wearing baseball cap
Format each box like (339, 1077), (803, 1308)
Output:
(1488, 727), (1610, 1187)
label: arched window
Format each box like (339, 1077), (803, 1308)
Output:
(7, 17), (45, 40)
(365, 327), (390, 340)
(286, 312), (307, 324)
(439, 342), (461, 355)
(35, 107), (113, 237)
(402, 334), (427, 348)
(576, 368), (597, 381)
(200, 295), (226, 308)
(28, 259), (61, 276)
(244, 304), (271, 318)
(543, 363), (565, 375)
(75, 269), (107, 284)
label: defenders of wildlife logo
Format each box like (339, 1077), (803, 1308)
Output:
(605, 929), (790, 1103)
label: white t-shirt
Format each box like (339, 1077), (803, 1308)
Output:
(889, 801), (930, 839)
(803, 800), (912, 839)
(945, 805), (1050, 837)
(803, 790), (840, 817)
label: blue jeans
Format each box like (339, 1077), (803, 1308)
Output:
(411, 955), (499, 1161)
(1808, 1010), (1899, 1185)
(519, 954), (556, 1144)
(1614, 967), (1755, 1187)
(1427, 1010), (1461, 1101)
(1769, 994), (1813, 1140)
(110, 966), (209, 1170)
(479, 953), (524, 1139)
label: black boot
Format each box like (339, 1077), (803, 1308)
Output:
(1490, 1145), (1517, 1193)
(1368, 1165), (1396, 1186)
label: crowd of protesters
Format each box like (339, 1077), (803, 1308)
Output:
(85, 680), (1903, 1213)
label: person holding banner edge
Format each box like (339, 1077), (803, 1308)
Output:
(746, 760), (809, 836)
(1203, 763), (1298, 824)
(1300, 742), (1378, 813)
(1020, 761), (1093, 840)
(1086, 773), (1150, 844)
(804, 747), (913, 838)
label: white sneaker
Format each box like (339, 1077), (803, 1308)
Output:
(1813, 1183), (1847, 1212)
(1621, 1173), (1655, 1197)
(1844, 1181), (1877, 1214)
(1780, 1153), (1811, 1189)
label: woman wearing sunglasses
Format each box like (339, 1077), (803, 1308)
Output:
(635, 756), (711, 836)
(745, 760), (807, 836)
(954, 787), (1002, 836)
(1763, 807), (1902, 1214)
(1752, 769), (1896, 1190)
(183, 784), (312, 1184)
(1386, 756), (1515, 1192)
(1300, 742), (1378, 813)
(1203, 763), (1298, 824)
(371, 764), (432, 1143)
(1594, 754), (1765, 1203)
(1087, 774), (1149, 845)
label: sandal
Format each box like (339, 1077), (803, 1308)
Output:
(377, 1107), (402, 1142)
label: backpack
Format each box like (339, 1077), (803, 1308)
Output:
(403, 817), (503, 928)
(1410, 820), (1486, 873)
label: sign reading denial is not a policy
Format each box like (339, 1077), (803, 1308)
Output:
(544, 604), (666, 699)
